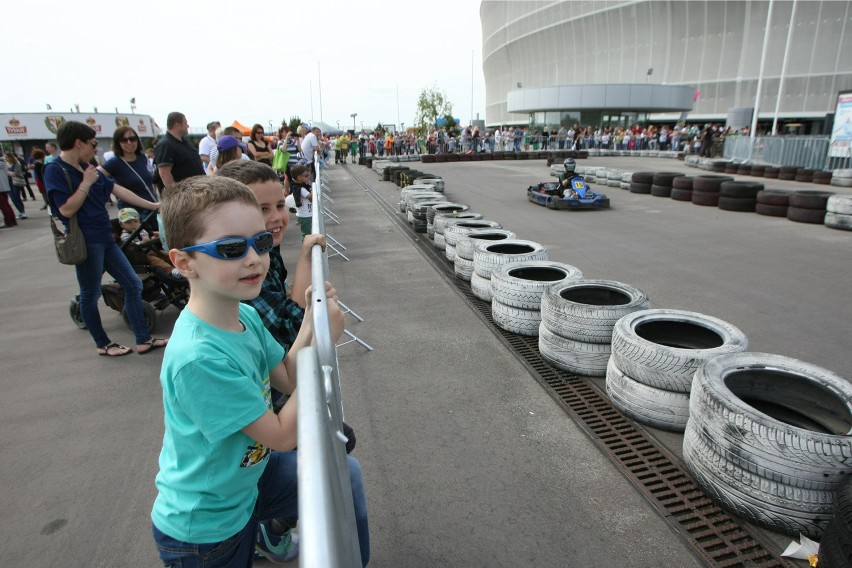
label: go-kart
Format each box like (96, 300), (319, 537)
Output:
(527, 176), (610, 210)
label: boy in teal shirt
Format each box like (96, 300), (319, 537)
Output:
(151, 176), (370, 566)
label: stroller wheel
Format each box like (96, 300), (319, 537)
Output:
(70, 297), (87, 330)
(122, 301), (158, 334)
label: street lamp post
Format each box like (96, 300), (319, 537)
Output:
(351, 113), (357, 134)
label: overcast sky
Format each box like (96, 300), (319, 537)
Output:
(5, 0), (487, 132)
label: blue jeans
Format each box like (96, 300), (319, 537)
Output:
(153, 452), (370, 567)
(9, 185), (25, 215)
(76, 241), (149, 347)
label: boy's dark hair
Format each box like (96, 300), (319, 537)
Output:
(161, 176), (260, 251)
(218, 160), (279, 186)
(166, 112), (186, 130)
(31, 148), (46, 160)
(56, 121), (97, 151)
(289, 165), (308, 180)
(112, 126), (143, 157)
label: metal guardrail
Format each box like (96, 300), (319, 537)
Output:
(723, 135), (851, 170)
(296, 154), (361, 567)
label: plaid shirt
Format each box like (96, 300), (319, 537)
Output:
(244, 246), (304, 355)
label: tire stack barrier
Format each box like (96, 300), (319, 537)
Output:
(608, 309), (749, 432)
(795, 168), (815, 183)
(670, 176), (694, 201)
(443, 220), (503, 262)
(718, 181), (763, 212)
(430, 212), (481, 240)
(540, 279), (648, 378)
(683, 352), (852, 538)
(409, 200), (448, 233)
(764, 166), (780, 179)
(428, 203), (471, 250)
(692, 175), (734, 206)
(755, 189), (792, 217)
(748, 164), (766, 177)
(824, 195), (852, 231)
(619, 172), (633, 190)
(813, 170), (833, 185)
(787, 190), (835, 224)
(471, 240), (548, 302)
(454, 229), (517, 282)
(630, 172), (653, 194)
(490, 261), (583, 336)
(650, 172), (685, 198)
(778, 166), (798, 181)
(831, 169), (852, 188)
(819, 475), (852, 566)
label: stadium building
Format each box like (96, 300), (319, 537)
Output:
(481, 0), (852, 133)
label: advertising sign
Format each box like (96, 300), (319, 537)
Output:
(0, 113), (157, 141)
(829, 90), (852, 158)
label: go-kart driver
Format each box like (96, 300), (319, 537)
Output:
(558, 158), (584, 198)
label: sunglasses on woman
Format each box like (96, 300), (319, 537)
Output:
(119, 136), (139, 143)
(180, 231), (274, 259)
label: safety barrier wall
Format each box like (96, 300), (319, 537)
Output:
(296, 155), (361, 567)
(724, 136), (851, 170)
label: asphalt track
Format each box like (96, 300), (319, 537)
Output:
(1, 156), (849, 567)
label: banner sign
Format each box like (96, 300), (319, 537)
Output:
(0, 113), (158, 141)
(829, 91), (852, 158)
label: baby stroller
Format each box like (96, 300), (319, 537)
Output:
(69, 212), (189, 333)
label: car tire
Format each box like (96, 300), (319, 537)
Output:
(454, 255), (474, 281)
(827, 195), (852, 215)
(670, 188), (693, 201)
(470, 272), (492, 301)
(692, 190), (720, 206)
(819, 475), (852, 568)
(787, 206), (827, 224)
(540, 279), (650, 343)
(606, 359), (690, 432)
(789, 191), (835, 210)
(824, 212), (852, 231)
(610, 309), (748, 393)
(473, 240), (548, 279)
(718, 196), (757, 212)
(492, 298), (541, 336)
(630, 182), (652, 194)
(538, 322), (611, 377)
(756, 203), (789, 217)
(684, 352), (852, 537)
(491, 261), (583, 310)
(756, 189), (792, 206)
(456, 229), (517, 261)
(650, 184), (672, 197)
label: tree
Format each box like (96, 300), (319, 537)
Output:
(374, 122), (385, 137)
(287, 116), (302, 133)
(414, 86), (453, 135)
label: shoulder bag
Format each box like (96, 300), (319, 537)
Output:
(50, 166), (87, 265)
(272, 145), (290, 173)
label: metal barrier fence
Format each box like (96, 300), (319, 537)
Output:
(723, 135), (851, 170)
(296, 155), (362, 567)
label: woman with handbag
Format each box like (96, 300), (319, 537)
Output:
(44, 121), (168, 357)
(101, 126), (158, 226)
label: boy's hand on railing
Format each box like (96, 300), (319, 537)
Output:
(302, 234), (327, 257)
(304, 281), (344, 343)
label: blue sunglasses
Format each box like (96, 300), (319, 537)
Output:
(181, 231), (274, 260)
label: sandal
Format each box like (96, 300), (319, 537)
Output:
(97, 342), (133, 357)
(137, 337), (168, 355)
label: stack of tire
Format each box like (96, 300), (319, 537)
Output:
(830, 169), (852, 189)
(825, 195), (852, 231)
(778, 166), (798, 181)
(717, 181), (764, 212)
(490, 261), (583, 336)
(650, 172), (685, 197)
(471, 240), (548, 302)
(813, 170), (833, 185)
(754, 189), (792, 217)
(795, 168), (816, 183)
(670, 176), (694, 201)
(454, 229), (517, 282)
(683, 352), (852, 539)
(764, 166), (779, 179)
(409, 199), (449, 233)
(692, 175), (734, 206)
(629, 172), (654, 194)
(540, 280), (649, 378)
(430, 212), (481, 240)
(607, 309), (748, 432)
(429, 204), (471, 249)
(787, 190), (835, 224)
(443, 220), (503, 262)
(820, 476), (852, 567)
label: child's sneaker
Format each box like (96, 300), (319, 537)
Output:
(256, 521), (299, 563)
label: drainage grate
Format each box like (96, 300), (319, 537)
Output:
(348, 170), (795, 568)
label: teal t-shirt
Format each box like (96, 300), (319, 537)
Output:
(151, 303), (285, 543)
